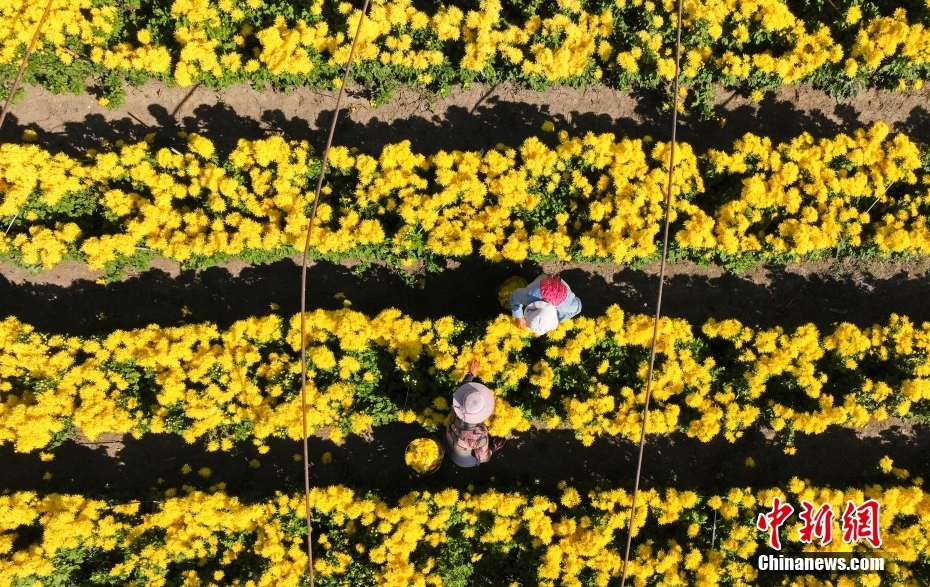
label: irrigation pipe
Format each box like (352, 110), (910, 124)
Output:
(297, 3), (370, 586)
(618, 0), (684, 583)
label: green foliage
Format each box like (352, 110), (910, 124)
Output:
(97, 248), (155, 283)
(45, 418), (78, 450)
(436, 533), (474, 587)
(21, 50), (93, 97)
(0, 85), (26, 106)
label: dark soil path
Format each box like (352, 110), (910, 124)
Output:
(3, 256), (930, 338)
(2, 419), (927, 502)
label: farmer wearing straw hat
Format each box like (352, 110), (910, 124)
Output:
(444, 359), (505, 468)
(510, 273), (582, 335)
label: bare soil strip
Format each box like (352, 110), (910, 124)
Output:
(1, 81), (929, 159)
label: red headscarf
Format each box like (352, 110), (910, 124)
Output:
(539, 274), (567, 306)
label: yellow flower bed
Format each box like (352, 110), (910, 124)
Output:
(4, 303), (930, 453)
(404, 437), (442, 473)
(1, 0), (929, 107)
(1, 123), (927, 278)
(0, 474), (925, 586)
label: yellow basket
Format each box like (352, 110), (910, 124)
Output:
(498, 276), (527, 309)
(405, 436), (444, 475)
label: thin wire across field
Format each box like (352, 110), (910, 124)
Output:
(297, 3), (371, 585)
(618, 0), (685, 583)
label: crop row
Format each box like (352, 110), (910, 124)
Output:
(3, 303), (930, 453)
(1, 471), (923, 586)
(1, 0), (928, 111)
(1, 122), (928, 281)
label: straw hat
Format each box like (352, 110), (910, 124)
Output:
(525, 300), (558, 335)
(452, 382), (495, 423)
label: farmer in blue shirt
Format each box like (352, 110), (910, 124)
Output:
(510, 273), (581, 331)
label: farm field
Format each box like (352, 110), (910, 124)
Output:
(4, 0), (930, 585)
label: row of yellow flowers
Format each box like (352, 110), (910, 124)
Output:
(1, 122), (927, 279)
(3, 301), (930, 453)
(0, 469), (921, 586)
(0, 0), (927, 108)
